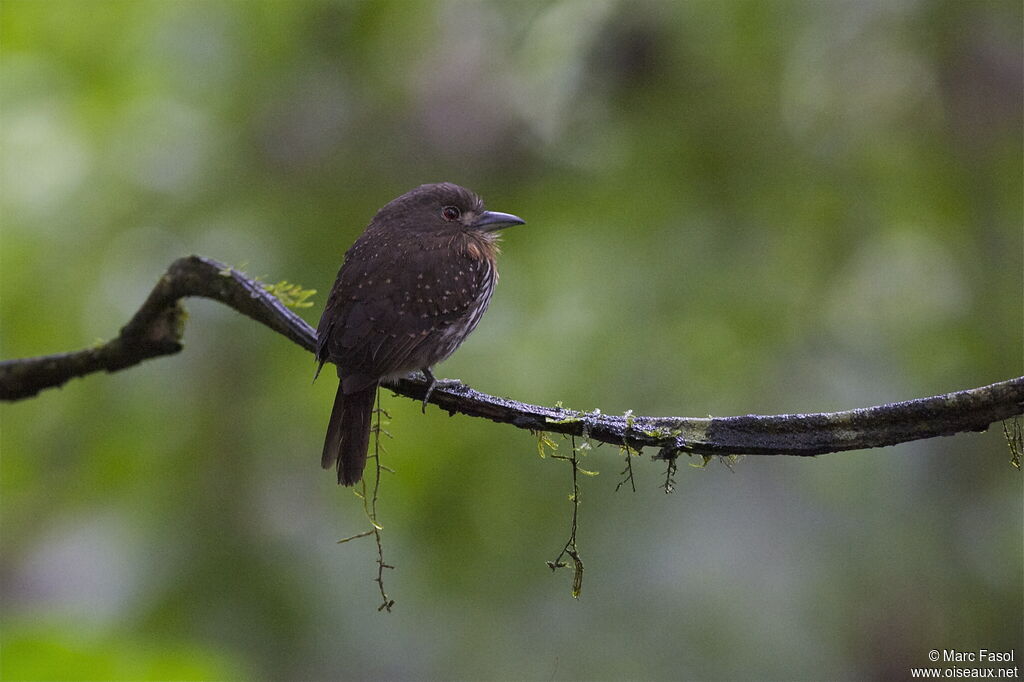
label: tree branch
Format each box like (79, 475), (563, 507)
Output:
(2, 255), (1021, 459)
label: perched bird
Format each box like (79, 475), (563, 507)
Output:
(316, 183), (525, 485)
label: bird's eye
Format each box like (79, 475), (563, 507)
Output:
(441, 205), (461, 221)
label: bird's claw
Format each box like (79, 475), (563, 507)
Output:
(419, 369), (461, 413)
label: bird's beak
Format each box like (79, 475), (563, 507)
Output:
(473, 210), (525, 232)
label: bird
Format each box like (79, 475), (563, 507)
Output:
(315, 183), (525, 485)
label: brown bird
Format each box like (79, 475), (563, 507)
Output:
(316, 183), (525, 485)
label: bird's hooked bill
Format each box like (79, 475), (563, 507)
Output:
(473, 210), (525, 232)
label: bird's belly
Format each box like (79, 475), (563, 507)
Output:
(403, 289), (493, 372)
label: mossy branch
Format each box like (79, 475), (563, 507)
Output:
(2, 255), (1022, 461)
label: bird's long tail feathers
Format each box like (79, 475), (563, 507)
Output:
(321, 382), (378, 486)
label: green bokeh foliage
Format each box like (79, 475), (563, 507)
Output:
(2, 1), (1020, 680)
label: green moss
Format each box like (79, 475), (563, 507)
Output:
(261, 280), (317, 308)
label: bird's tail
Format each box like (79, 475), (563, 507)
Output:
(321, 382), (378, 486)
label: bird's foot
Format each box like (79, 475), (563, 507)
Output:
(418, 369), (462, 413)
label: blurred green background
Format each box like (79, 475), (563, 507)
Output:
(2, 1), (1021, 680)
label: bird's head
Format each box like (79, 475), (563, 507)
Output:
(371, 182), (525, 238)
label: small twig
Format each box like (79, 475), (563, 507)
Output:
(547, 436), (585, 598)
(615, 444), (636, 493)
(1003, 418), (1022, 470)
(345, 390), (395, 611)
(719, 454), (742, 472)
(369, 390), (394, 612)
(615, 411), (638, 493)
(336, 529), (375, 544)
(660, 451), (678, 494)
